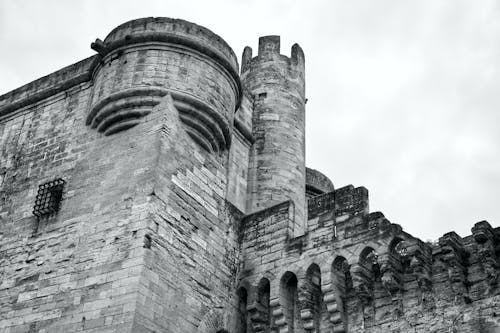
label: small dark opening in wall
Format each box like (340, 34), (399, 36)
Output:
(236, 287), (248, 333)
(258, 92), (267, 99)
(32, 178), (65, 218)
(143, 234), (152, 249)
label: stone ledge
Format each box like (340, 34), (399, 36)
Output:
(0, 56), (98, 118)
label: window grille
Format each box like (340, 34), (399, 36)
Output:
(33, 178), (65, 218)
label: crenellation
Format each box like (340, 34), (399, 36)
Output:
(257, 35), (281, 58)
(334, 185), (369, 219)
(243, 36), (305, 76)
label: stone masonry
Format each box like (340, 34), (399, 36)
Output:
(0, 17), (499, 333)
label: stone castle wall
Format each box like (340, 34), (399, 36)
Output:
(0, 17), (247, 333)
(0, 16), (499, 333)
(0, 58), (147, 332)
(239, 187), (500, 332)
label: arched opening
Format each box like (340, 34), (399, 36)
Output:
(257, 278), (271, 331)
(390, 238), (410, 272)
(331, 256), (352, 332)
(332, 256), (352, 306)
(360, 247), (380, 280)
(351, 247), (378, 305)
(237, 287), (248, 333)
(360, 247), (377, 263)
(305, 264), (322, 331)
(390, 238), (408, 256)
(376, 238), (406, 298)
(280, 271), (298, 332)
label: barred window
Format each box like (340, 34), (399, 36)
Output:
(33, 178), (65, 218)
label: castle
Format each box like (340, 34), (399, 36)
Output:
(0, 17), (499, 333)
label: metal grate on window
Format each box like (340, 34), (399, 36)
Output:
(33, 178), (65, 218)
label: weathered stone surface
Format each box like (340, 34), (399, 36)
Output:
(0, 16), (498, 333)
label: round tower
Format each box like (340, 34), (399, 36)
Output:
(241, 36), (306, 234)
(87, 17), (241, 153)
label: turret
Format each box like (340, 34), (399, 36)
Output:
(87, 17), (241, 153)
(241, 36), (306, 235)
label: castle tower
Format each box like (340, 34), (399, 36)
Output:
(241, 36), (307, 234)
(87, 17), (241, 152)
(0, 17), (245, 333)
(83, 18), (244, 332)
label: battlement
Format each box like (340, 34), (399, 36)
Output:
(258, 35), (280, 58)
(334, 185), (369, 219)
(239, 184), (500, 333)
(241, 35), (305, 73)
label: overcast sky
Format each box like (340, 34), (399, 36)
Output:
(1, 0), (499, 241)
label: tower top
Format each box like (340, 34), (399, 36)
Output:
(241, 35), (304, 73)
(91, 17), (240, 84)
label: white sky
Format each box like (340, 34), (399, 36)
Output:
(1, 0), (499, 241)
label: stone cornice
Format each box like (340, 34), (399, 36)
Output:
(0, 56), (99, 119)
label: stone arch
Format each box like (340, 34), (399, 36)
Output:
(352, 246), (378, 304)
(389, 237), (404, 253)
(377, 237), (406, 297)
(328, 256), (351, 332)
(299, 263), (323, 331)
(280, 271), (299, 332)
(260, 271), (277, 283)
(360, 246), (380, 279)
(360, 246), (377, 264)
(257, 277), (271, 298)
(236, 279), (253, 298)
(332, 256), (352, 296)
(391, 237), (414, 272)
(236, 287), (249, 333)
(248, 277), (271, 333)
(306, 263), (321, 281)
(257, 277), (271, 320)
(389, 237), (410, 262)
